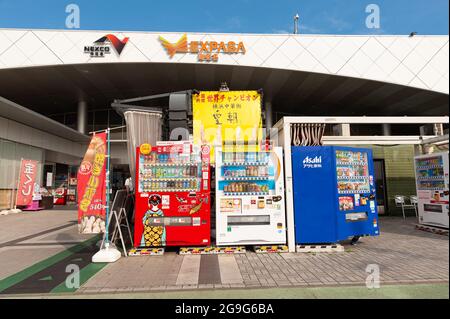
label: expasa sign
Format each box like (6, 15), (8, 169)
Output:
(159, 34), (246, 62)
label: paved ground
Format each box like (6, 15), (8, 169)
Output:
(0, 209), (93, 281)
(2, 283), (449, 299)
(0, 209), (448, 297)
(79, 217), (449, 294)
(0, 209), (100, 294)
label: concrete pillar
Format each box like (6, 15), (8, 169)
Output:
(433, 123), (444, 136)
(265, 101), (273, 136)
(77, 101), (88, 134)
(333, 124), (351, 136)
(341, 124), (351, 136)
(382, 123), (391, 136)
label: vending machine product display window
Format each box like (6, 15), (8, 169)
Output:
(215, 144), (286, 246)
(134, 141), (211, 247)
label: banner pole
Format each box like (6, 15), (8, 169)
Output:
(105, 128), (111, 245)
(14, 158), (23, 210)
(10, 157), (17, 210)
(91, 128), (121, 263)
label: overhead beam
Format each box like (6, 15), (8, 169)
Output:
(0, 95), (89, 142)
(278, 116), (449, 125)
(323, 135), (435, 145)
(421, 134), (449, 145)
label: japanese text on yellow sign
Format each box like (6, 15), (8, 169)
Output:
(193, 91), (263, 163)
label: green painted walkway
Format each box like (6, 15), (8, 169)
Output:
(0, 235), (106, 294)
(2, 283), (448, 299)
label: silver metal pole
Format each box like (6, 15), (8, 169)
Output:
(265, 101), (273, 137)
(382, 123), (391, 136)
(283, 124), (296, 252)
(10, 157), (17, 210)
(89, 125), (126, 135)
(105, 128), (111, 245)
(14, 158), (23, 210)
(294, 14), (299, 34)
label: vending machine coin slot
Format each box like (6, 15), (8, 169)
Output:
(192, 217), (201, 226)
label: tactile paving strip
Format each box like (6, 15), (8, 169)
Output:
(296, 244), (344, 253)
(128, 247), (165, 256)
(179, 246), (246, 255)
(415, 224), (449, 236)
(254, 245), (289, 253)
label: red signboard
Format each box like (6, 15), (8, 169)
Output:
(155, 141), (192, 154)
(77, 133), (107, 234)
(16, 159), (38, 206)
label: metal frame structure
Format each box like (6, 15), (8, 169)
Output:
(274, 116), (449, 252)
(421, 134), (449, 145)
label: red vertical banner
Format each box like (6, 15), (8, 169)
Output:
(16, 159), (38, 207)
(77, 133), (107, 234)
(201, 145), (211, 192)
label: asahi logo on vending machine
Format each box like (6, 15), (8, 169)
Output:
(303, 156), (322, 168)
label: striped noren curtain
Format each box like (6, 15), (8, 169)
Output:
(124, 110), (163, 181)
(291, 123), (326, 146)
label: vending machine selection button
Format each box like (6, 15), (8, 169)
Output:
(272, 196), (282, 202)
(258, 200), (265, 209)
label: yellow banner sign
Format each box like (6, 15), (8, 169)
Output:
(193, 91), (263, 163)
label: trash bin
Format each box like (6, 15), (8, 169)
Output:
(40, 196), (54, 209)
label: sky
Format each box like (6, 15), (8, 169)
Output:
(0, 0), (448, 35)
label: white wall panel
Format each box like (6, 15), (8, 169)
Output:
(0, 29), (447, 94)
(0, 116), (85, 159)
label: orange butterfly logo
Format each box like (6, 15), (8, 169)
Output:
(159, 34), (188, 58)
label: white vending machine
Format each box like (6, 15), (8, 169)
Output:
(414, 152), (449, 229)
(215, 145), (286, 246)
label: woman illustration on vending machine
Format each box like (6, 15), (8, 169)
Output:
(141, 194), (166, 247)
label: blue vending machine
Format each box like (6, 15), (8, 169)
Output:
(292, 146), (379, 244)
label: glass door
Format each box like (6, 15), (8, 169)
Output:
(374, 159), (387, 215)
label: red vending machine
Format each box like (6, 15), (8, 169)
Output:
(134, 141), (211, 247)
